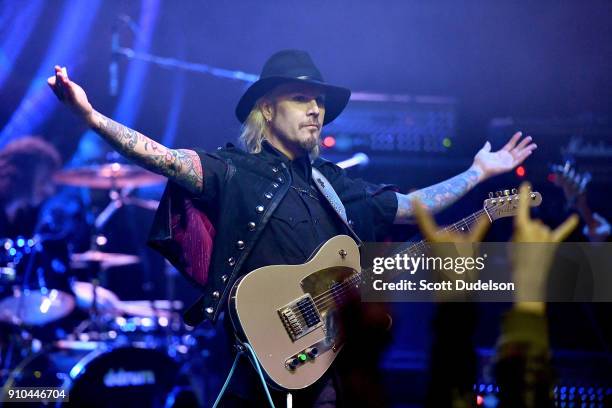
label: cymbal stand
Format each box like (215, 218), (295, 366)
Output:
(74, 180), (121, 338)
(91, 178), (162, 334)
(94, 184), (160, 231)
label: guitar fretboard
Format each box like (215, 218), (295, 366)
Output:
(312, 208), (491, 313)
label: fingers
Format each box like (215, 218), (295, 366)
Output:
(524, 143), (538, 154)
(513, 146), (535, 165)
(551, 214), (579, 242)
(513, 135), (533, 152)
(412, 198), (440, 241)
(470, 214), (491, 242)
(516, 181), (531, 227)
(502, 131), (522, 151)
(49, 66), (69, 101)
(53, 66), (68, 83)
(48, 74), (65, 100)
(510, 134), (537, 165)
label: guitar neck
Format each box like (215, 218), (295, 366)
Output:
(359, 208), (490, 284)
(316, 190), (542, 315)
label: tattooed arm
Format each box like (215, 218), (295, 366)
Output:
(87, 110), (202, 194)
(394, 165), (483, 224)
(394, 132), (537, 224)
(48, 65), (203, 194)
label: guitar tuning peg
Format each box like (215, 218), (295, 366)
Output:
(488, 192), (494, 198)
(504, 189), (510, 196)
(495, 191), (502, 197)
(511, 188), (517, 194)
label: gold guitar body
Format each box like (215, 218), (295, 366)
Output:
(228, 235), (361, 390)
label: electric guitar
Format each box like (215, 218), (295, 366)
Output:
(228, 189), (543, 390)
(551, 161), (610, 241)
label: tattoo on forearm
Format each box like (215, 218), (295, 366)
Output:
(91, 111), (203, 194)
(395, 168), (482, 224)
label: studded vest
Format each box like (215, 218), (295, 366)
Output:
(149, 145), (393, 326)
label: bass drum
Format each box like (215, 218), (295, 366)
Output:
(1, 345), (199, 407)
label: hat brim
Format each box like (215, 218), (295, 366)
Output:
(235, 76), (351, 125)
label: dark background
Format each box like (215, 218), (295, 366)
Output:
(1, 1), (610, 401)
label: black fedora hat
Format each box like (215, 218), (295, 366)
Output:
(235, 50), (351, 125)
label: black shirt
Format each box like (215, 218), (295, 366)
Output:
(242, 141), (349, 273)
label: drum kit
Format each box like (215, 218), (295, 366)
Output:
(0, 162), (213, 407)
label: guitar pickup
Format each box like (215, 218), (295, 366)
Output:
(278, 294), (322, 342)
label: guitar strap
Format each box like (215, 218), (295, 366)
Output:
(311, 167), (362, 246)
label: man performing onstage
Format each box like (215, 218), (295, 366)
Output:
(48, 50), (536, 407)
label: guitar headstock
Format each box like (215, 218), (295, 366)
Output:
(484, 188), (543, 221)
(550, 161), (591, 203)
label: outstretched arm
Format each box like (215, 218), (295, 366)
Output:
(48, 66), (202, 194)
(394, 165), (483, 224)
(87, 111), (202, 193)
(394, 132), (537, 224)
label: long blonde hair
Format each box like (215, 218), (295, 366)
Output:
(239, 99), (268, 154)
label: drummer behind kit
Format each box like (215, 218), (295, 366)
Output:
(1, 162), (212, 407)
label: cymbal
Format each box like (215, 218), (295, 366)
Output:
(53, 163), (165, 189)
(0, 289), (75, 326)
(71, 250), (140, 270)
(71, 281), (122, 316)
(121, 299), (183, 311)
(118, 301), (172, 318)
(72, 281), (174, 318)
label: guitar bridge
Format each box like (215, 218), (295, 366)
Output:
(278, 294), (322, 342)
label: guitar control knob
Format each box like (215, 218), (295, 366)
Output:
(305, 347), (319, 359)
(504, 189), (510, 196)
(285, 357), (300, 370)
(496, 191), (502, 197)
(488, 192), (494, 198)
(511, 188), (517, 194)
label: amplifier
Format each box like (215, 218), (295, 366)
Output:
(321, 92), (457, 156)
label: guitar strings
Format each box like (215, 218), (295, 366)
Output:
(291, 209), (491, 320)
(297, 247), (461, 322)
(307, 209), (487, 310)
(293, 279), (360, 324)
(310, 208), (487, 305)
(290, 197), (533, 322)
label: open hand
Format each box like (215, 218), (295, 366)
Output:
(47, 65), (93, 122)
(472, 132), (537, 180)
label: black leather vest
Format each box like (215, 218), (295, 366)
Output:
(151, 145), (389, 325)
